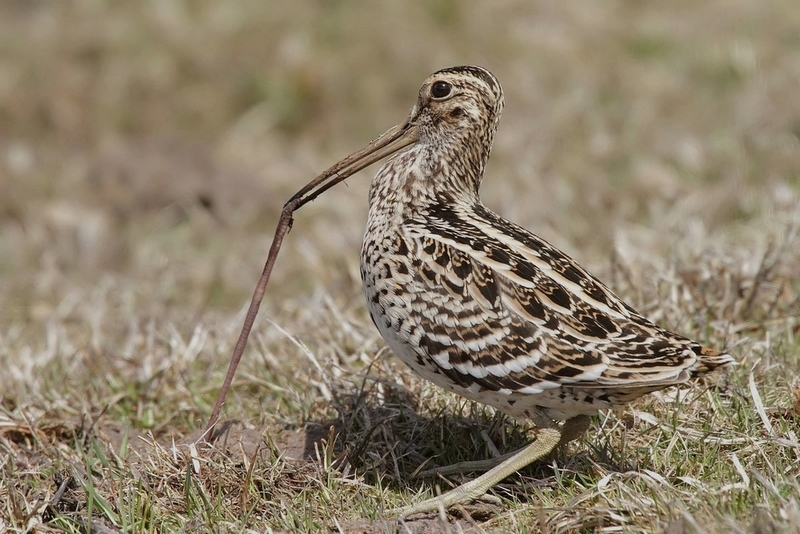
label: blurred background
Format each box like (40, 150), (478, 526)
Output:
(1, 0), (798, 420)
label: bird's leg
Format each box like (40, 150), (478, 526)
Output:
(414, 414), (592, 480)
(414, 445), (531, 479)
(392, 414), (591, 518)
(392, 426), (560, 518)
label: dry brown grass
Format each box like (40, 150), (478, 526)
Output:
(1, 1), (799, 532)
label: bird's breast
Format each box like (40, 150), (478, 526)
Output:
(360, 223), (416, 342)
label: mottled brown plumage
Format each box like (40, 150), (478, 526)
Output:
(297, 65), (733, 516)
(360, 66), (732, 427)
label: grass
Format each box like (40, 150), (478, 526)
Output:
(1, 1), (799, 532)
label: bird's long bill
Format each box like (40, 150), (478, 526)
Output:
(202, 119), (416, 439)
(286, 120), (418, 207)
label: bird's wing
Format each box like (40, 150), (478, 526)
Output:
(400, 201), (728, 396)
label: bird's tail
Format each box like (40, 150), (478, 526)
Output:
(690, 345), (736, 377)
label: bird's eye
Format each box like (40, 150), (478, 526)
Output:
(430, 81), (452, 99)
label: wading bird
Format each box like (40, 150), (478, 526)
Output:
(208, 65), (734, 518)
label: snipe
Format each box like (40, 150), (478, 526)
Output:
(228, 65), (735, 517)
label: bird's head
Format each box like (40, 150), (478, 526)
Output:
(287, 66), (505, 207)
